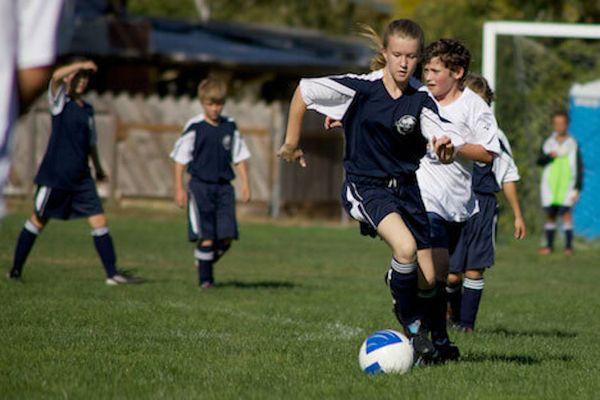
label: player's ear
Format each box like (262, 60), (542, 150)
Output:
(452, 66), (465, 81)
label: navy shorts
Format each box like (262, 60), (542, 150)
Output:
(427, 212), (467, 261)
(341, 174), (431, 249)
(33, 180), (104, 220)
(544, 205), (571, 218)
(187, 179), (238, 242)
(449, 193), (499, 273)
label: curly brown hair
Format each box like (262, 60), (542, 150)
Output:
(423, 38), (470, 84)
(465, 73), (495, 106)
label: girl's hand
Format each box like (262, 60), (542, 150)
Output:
(241, 184), (251, 203)
(277, 143), (307, 167)
(324, 116), (343, 130)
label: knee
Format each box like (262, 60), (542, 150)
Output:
(390, 240), (417, 264)
(200, 239), (214, 247)
(447, 273), (462, 286)
(465, 270), (483, 280)
(88, 214), (107, 229)
(30, 214), (47, 231)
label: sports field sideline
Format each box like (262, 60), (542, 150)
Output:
(1, 209), (599, 399)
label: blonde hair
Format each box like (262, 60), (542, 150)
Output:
(197, 77), (227, 103)
(359, 19), (425, 71)
(464, 73), (495, 106)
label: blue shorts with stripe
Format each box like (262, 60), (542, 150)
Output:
(449, 193), (498, 273)
(33, 179), (104, 220)
(187, 178), (238, 242)
(341, 174), (431, 249)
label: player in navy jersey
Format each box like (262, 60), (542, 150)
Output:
(278, 19), (464, 364)
(446, 73), (526, 332)
(7, 59), (140, 285)
(171, 77), (251, 289)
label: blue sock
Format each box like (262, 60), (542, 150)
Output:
(213, 240), (231, 264)
(195, 245), (214, 284)
(544, 223), (556, 249)
(429, 281), (450, 342)
(446, 283), (462, 324)
(387, 259), (420, 332)
(460, 277), (485, 329)
(564, 227), (573, 250)
(11, 220), (40, 277)
(92, 228), (118, 278)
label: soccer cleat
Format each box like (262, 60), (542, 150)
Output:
(538, 247), (552, 255)
(433, 338), (460, 362)
(564, 248), (573, 256)
(105, 270), (144, 285)
(410, 331), (440, 365)
(6, 271), (22, 282)
(200, 281), (214, 290)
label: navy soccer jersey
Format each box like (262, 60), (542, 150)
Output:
(170, 115), (250, 183)
(472, 128), (519, 195)
(35, 84), (97, 190)
(299, 71), (465, 179)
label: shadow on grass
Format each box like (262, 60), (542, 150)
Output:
(462, 353), (574, 365)
(479, 327), (577, 338)
(216, 280), (298, 290)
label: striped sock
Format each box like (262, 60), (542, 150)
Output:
(195, 245), (215, 284)
(460, 277), (485, 329)
(544, 223), (556, 249)
(387, 259), (420, 331)
(92, 227), (118, 278)
(11, 220), (41, 278)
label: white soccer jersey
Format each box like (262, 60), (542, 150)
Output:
(416, 88), (500, 222)
(493, 128), (520, 187)
(0, 0), (63, 217)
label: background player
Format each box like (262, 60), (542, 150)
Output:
(446, 73), (526, 332)
(171, 77), (251, 289)
(279, 19), (464, 364)
(7, 59), (139, 285)
(537, 110), (583, 255)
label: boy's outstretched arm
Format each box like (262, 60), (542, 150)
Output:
(50, 60), (97, 94)
(173, 162), (188, 208)
(278, 86), (307, 167)
(456, 144), (495, 164)
(502, 181), (526, 240)
(235, 161), (251, 203)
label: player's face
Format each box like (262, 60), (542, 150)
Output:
(383, 35), (420, 85)
(74, 76), (89, 94)
(201, 99), (225, 123)
(423, 57), (462, 100)
(552, 115), (568, 134)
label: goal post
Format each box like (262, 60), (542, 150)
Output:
(482, 21), (600, 94)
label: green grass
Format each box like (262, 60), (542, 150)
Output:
(1, 210), (600, 399)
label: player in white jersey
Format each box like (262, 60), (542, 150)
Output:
(446, 73), (526, 332)
(0, 0), (63, 220)
(418, 39), (500, 356)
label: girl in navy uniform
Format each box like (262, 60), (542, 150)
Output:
(171, 78), (251, 289)
(7, 59), (139, 285)
(278, 20), (464, 364)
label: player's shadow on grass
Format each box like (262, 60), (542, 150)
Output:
(479, 327), (577, 339)
(462, 353), (574, 365)
(216, 280), (298, 290)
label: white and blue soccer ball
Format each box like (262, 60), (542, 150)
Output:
(359, 330), (414, 374)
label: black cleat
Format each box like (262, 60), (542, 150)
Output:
(6, 270), (22, 282)
(433, 338), (460, 362)
(411, 330), (440, 366)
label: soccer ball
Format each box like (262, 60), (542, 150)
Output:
(358, 330), (414, 374)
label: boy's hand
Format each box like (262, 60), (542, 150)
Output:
(241, 184), (251, 203)
(324, 116), (343, 130)
(514, 216), (526, 240)
(277, 143), (307, 167)
(175, 188), (188, 209)
(432, 136), (454, 164)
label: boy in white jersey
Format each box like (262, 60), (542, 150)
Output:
(418, 39), (500, 357)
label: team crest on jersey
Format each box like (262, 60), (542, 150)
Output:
(395, 115), (417, 135)
(222, 135), (232, 150)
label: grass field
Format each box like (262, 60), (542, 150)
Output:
(1, 209), (600, 399)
